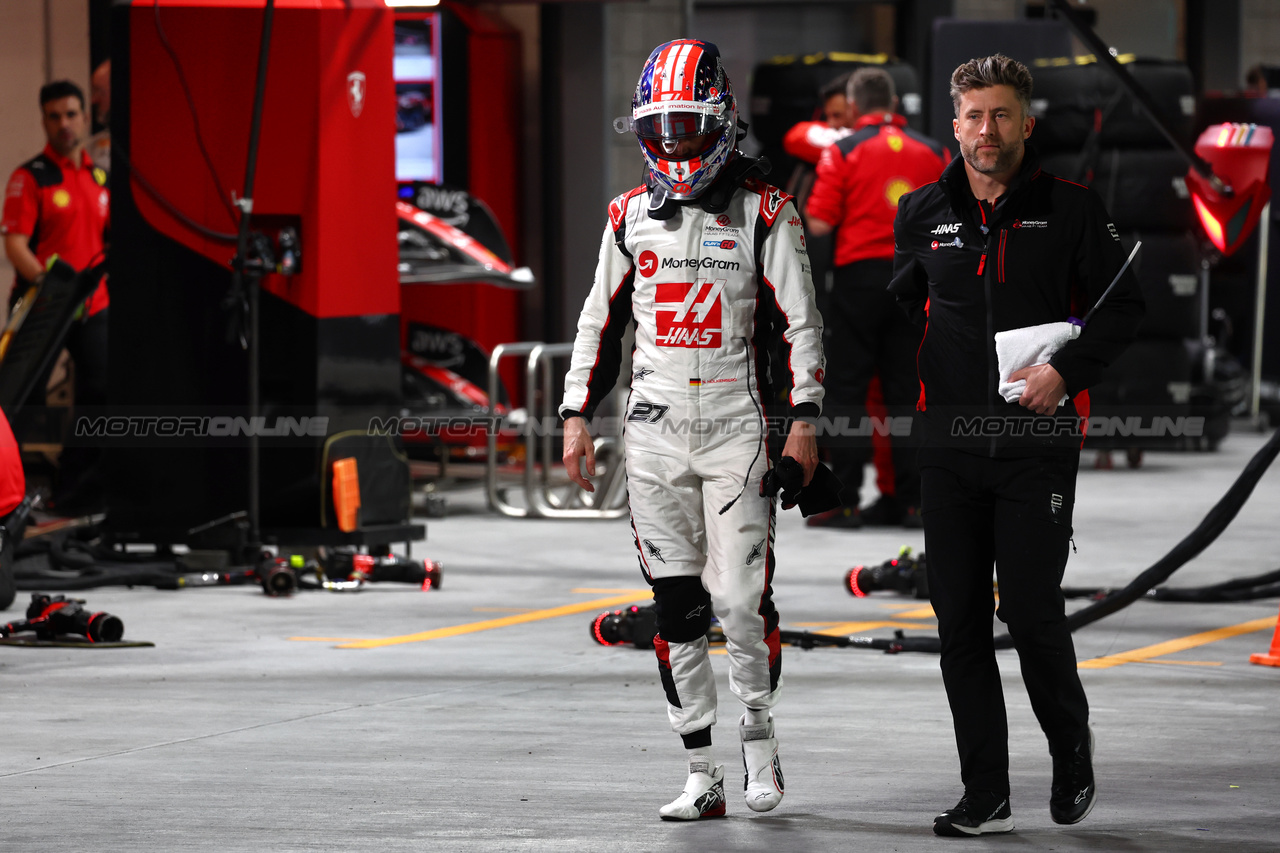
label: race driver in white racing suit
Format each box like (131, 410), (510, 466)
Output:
(561, 39), (825, 821)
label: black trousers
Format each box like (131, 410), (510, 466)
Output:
(919, 447), (1089, 797)
(822, 260), (922, 507)
(53, 309), (108, 505)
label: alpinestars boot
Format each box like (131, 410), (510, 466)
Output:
(740, 715), (784, 812)
(658, 759), (727, 821)
(1050, 726), (1097, 825)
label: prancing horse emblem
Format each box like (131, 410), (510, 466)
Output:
(347, 71), (367, 117)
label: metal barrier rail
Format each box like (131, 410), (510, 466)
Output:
(486, 343), (628, 519)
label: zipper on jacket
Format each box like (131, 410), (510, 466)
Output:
(998, 228), (1007, 284)
(982, 222), (999, 458)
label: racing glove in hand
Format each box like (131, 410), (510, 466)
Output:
(760, 457), (844, 517)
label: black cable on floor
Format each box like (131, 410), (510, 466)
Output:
(850, 427), (1280, 654)
(1050, 426), (1280, 635)
(1063, 567), (1280, 603)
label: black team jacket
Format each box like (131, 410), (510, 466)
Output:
(889, 144), (1145, 456)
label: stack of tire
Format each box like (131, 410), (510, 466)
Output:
(1033, 58), (1211, 460)
(748, 52), (924, 187)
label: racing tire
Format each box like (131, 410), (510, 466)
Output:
(1119, 231), (1201, 340)
(1041, 148), (1194, 231)
(1030, 60), (1194, 152)
(1085, 338), (1192, 452)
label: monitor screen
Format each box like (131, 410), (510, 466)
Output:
(393, 17), (443, 184)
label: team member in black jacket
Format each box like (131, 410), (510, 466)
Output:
(889, 55), (1143, 837)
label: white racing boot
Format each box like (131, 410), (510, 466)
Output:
(658, 759), (727, 821)
(740, 714), (784, 812)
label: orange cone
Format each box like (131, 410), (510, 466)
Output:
(1250, 605), (1280, 667)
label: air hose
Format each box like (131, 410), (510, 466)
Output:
(846, 427), (1280, 654)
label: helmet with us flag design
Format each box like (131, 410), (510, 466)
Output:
(615, 40), (738, 201)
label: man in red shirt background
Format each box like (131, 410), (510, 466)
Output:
(782, 72), (855, 172)
(2, 80), (110, 514)
(781, 72), (853, 325)
(806, 68), (949, 528)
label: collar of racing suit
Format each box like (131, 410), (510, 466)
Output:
(645, 153), (772, 220)
(940, 141), (1043, 230)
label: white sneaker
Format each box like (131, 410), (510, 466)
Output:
(740, 715), (784, 812)
(658, 760), (727, 821)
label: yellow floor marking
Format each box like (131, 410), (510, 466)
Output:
(800, 605), (935, 625)
(891, 605), (936, 620)
(336, 592), (651, 649)
(814, 621), (932, 635)
(1131, 659), (1222, 667)
(572, 588), (652, 595)
(290, 637), (370, 642)
(796, 617), (932, 626)
(1078, 617), (1276, 669)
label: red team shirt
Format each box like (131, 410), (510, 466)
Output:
(0, 408), (23, 515)
(782, 120), (852, 166)
(2, 144), (110, 315)
(806, 113), (950, 267)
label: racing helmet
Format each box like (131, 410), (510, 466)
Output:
(615, 39), (738, 201)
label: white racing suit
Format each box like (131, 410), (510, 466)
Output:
(561, 168), (824, 748)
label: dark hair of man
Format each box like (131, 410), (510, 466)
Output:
(848, 67), (895, 113)
(949, 54), (1033, 117)
(820, 71), (852, 103)
(40, 80), (85, 110)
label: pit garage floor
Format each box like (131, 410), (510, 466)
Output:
(3, 429), (1279, 853)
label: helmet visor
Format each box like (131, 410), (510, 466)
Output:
(639, 130), (724, 160)
(632, 109), (728, 140)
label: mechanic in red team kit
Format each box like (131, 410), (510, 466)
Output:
(806, 67), (949, 528)
(781, 71), (854, 182)
(561, 40), (824, 821)
(3, 81), (110, 514)
(890, 55), (1143, 837)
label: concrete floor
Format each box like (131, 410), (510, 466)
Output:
(2, 428), (1279, 852)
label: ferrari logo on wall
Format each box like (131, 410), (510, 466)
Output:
(347, 71), (367, 118)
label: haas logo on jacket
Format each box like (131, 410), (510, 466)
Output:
(655, 279), (725, 348)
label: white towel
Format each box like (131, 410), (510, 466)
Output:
(995, 321), (1081, 405)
